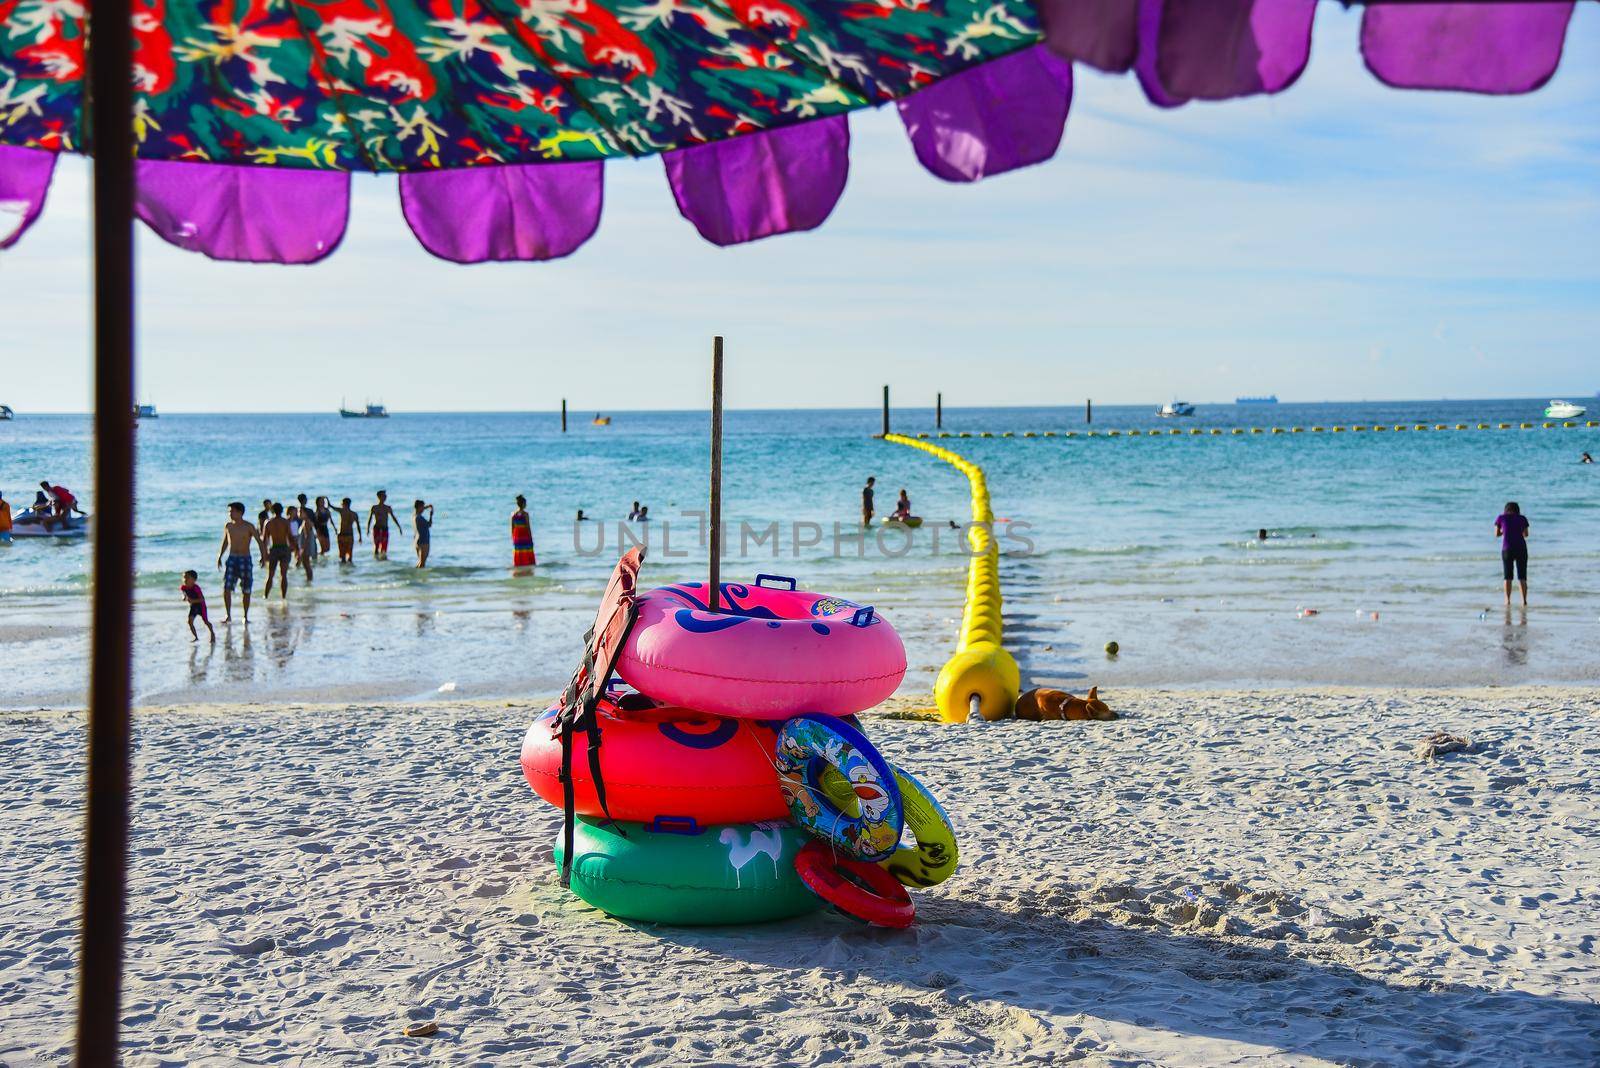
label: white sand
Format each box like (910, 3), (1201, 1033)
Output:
(3, 688), (1596, 1065)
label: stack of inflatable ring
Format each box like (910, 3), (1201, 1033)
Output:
(521, 574), (962, 928)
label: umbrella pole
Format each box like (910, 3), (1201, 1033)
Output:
(78, 0), (136, 1061)
(708, 337), (723, 612)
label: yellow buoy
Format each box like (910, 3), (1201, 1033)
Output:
(935, 642), (1019, 723)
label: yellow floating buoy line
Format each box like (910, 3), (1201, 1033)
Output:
(882, 433), (1018, 723)
(911, 420), (1598, 441)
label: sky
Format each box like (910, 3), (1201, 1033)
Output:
(1, 7), (1597, 414)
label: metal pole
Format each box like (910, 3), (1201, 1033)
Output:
(561, 398), (567, 433)
(709, 337), (723, 612)
(882, 385), (889, 437)
(79, 0), (136, 1060)
(1086, 398), (1092, 425)
(936, 392), (942, 429)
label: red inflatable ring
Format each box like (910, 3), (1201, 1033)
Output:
(520, 702), (789, 826)
(794, 840), (915, 928)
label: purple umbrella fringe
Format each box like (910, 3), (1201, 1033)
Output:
(0, 2), (1580, 263)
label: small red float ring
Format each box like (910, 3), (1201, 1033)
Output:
(794, 840), (915, 928)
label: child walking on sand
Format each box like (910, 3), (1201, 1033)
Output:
(180, 570), (215, 642)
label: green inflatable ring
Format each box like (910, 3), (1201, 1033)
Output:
(555, 817), (823, 925)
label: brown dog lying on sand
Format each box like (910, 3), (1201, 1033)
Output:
(1013, 686), (1117, 721)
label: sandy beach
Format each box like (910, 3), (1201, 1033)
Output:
(4, 687), (1595, 1065)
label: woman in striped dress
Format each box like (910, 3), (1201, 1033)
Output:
(511, 495), (536, 569)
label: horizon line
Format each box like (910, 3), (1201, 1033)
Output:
(3, 394), (1591, 417)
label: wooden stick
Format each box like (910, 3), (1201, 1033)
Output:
(882, 385), (889, 437)
(709, 337), (724, 612)
(937, 392), (942, 429)
(561, 398), (567, 433)
(80, 0), (136, 1061)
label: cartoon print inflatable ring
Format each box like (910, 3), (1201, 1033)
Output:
(794, 840), (915, 929)
(616, 577), (908, 720)
(775, 713), (903, 863)
(882, 767), (959, 888)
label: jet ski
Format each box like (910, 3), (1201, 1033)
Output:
(8, 512), (90, 538)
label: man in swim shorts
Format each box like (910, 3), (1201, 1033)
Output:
(335, 497), (362, 563)
(215, 502), (263, 623)
(861, 476), (875, 526)
(1494, 502), (1530, 607)
(261, 502), (294, 599)
(367, 490), (403, 560)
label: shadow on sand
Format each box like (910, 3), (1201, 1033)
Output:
(648, 894), (1598, 1065)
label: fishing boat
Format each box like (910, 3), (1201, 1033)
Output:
(592, 414), (611, 426)
(340, 401), (389, 419)
(1156, 401), (1196, 417)
(1544, 400), (1585, 419)
(133, 403), (158, 419)
(0, 404), (14, 420)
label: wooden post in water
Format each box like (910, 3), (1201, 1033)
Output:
(936, 392), (942, 429)
(709, 337), (724, 612)
(561, 398), (567, 432)
(1086, 399), (1092, 425)
(80, 0), (137, 1061)
(882, 385), (890, 437)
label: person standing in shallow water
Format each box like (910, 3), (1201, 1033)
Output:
(413, 500), (434, 568)
(261, 503), (294, 599)
(335, 497), (362, 563)
(297, 504), (319, 583)
(1494, 501), (1530, 607)
(511, 495), (536, 569)
(862, 476), (875, 526)
(216, 502), (262, 623)
(367, 490), (403, 560)
(313, 496), (333, 554)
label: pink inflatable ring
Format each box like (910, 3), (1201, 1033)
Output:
(617, 576), (907, 719)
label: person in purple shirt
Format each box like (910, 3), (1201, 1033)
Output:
(1494, 501), (1530, 606)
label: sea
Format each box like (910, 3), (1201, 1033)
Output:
(1, 399), (1596, 708)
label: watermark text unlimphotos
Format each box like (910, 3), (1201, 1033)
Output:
(571, 511), (1034, 560)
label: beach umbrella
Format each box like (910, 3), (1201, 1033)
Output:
(0, 0), (1584, 1061)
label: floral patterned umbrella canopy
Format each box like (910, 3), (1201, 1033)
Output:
(0, 0), (1582, 262)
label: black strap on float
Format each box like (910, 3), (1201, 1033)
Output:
(558, 717), (578, 888)
(586, 717), (617, 829)
(554, 548), (644, 888)
(556, 623), (595, 889)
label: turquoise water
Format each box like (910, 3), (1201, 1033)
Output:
(1, 400), (1596, 706)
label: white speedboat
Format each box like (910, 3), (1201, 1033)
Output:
(1157, 401), (1195, 417)
(1544, 400), (1585, 419)
(8, 512), (90, 538)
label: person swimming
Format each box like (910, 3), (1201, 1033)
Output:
(1582, 452), (1594, 465)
